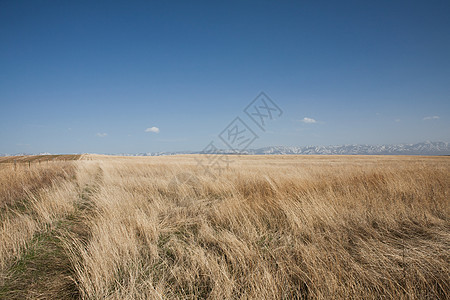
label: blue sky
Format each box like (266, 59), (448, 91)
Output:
(1, 0), (449, 154)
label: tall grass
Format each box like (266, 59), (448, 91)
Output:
(0, 161), (79, 298)
(0, 155), (449, 299)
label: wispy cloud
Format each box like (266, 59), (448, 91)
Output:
(96, 133), (108, 137)
(423, 116), (440, 121)
(300, 117), (317, 124)
(145, 126), (160, 133)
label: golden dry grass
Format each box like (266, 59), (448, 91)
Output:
(0, 154), (449, 299)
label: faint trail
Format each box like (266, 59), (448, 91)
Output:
(0, 160), (104, 299)
(67, 161), (103, 244)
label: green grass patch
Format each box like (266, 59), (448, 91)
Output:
(0, 226), (80, 299)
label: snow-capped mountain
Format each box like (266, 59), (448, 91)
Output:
(245, 141), (450, 156)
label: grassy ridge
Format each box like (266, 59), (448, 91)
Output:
(0, 154), (81, 164)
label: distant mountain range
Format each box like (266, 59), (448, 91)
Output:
(2, 141), (449, 157)
(121, 141), (450, 156)
(244, 141), (450, 156)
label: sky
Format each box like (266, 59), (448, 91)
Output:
(1, 0), (449, 154)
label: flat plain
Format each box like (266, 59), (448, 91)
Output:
(0, 154), (448, 299)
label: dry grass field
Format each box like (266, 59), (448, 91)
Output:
(0, 154), (448, 299)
